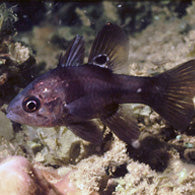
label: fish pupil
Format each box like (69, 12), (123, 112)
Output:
(27, 101), (36, 110)
(22, 96), (40, 113)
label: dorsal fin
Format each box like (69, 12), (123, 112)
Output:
(58, 35), (85, 67)
(88, 23), (129, 73)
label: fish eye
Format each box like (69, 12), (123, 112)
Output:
(93, 54), (109, 66)
(22, 96), (40, 113)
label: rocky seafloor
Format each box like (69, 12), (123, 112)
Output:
(0, 1), (194, 195)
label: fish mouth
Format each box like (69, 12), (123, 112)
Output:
(6, 93), (24, 123)
(6, 105), (24, 124)
(6, 110), (20, 123)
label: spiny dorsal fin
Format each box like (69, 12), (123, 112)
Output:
(150, 60), (195, 131)
(58, 35), (85, 67)
(88, 23), (129, 73)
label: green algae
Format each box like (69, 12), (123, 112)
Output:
(0, 110), (13, 140)
(188, 45), (195, 57)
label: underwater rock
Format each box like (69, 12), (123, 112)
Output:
(23, 126), (88, 166)
(0, 41), (37, 106)
(8, 42), (30, 63)
(0, 4), (46, 107)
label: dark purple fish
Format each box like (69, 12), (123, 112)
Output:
(6, 23), (195, 147)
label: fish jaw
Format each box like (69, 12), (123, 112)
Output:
(6, 93), (25, 124)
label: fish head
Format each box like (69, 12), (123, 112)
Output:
(7, 70), (65, 127)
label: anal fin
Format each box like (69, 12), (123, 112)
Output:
(101, 105), (140, 148)
(67, 120), (103, 145)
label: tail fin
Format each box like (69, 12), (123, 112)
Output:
(149, 60), (195, 131)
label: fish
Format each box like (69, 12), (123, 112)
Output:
(6, 23), (195, 147)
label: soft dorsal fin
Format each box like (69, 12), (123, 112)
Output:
(88, 23), (129, 73)
(58, 35), (85, 67)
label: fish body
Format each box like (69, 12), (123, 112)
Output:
(6, 23), (195, 146)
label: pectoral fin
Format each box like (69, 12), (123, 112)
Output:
(65, 96), (113, 120)
(67, 120), (103, 144)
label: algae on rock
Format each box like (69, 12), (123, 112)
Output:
(0, 3), (17, 40)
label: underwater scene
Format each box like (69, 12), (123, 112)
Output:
(0, 1), (194, 194)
